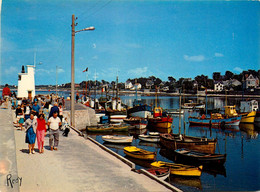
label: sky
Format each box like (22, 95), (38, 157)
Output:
(0, 0), (259, 85)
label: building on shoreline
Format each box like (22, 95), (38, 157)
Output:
(17, 65), (35, 99)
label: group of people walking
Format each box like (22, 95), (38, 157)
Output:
(24, 111), (62, 154)
(11, 94), (65, 154)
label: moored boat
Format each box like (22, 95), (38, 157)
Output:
(151, 161), (203, 177)
(148, 107), (173, 133)
(188, 115), (241, 126)
(112, 123), (132, 132)
(145, 168), (170, 181)
(102, 135), (133, 144)
(127, 98), (152, 118)
(239, 100), (258, 123)
(160, 133), (217, 154)
(138, 134), (160, 143)
(174, 148), (227, 165)
(165, 109), (184, 115)
(123, 146), (156, 160)
(123, 117), (148, 129)
(86, 125), (113, 132)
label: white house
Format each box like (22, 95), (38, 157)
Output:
(125, 80), (133, 89)
(245, 74), (259, 89)
(17, 65), (35, 99)
(130, 83), (142, 90)
(214, 81), (224, 92)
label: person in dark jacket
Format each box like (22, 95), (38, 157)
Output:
(48, 102), (59, 119)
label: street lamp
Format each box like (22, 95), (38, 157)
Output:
(71, 14), (95, 128)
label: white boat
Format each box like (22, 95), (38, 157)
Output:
(109, 114), (127, 123)
(149, 132), (160, 136)
(138, 134), (160, 142)
(165, 109), (184, 114)
(194, 104), (205, 109)
(102, 135), (133, 144)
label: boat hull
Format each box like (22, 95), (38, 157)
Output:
(123, 118), (148, 129)
(160, 133), (217, 154)
(148, 117), (173, 131)
(86, 126), (113, 132)
(146, 168), (170, 181)
(109, 115), (127, 123)
(188, 116), (241, 126)
(102, 136), (133, 144)
(151, 161), (203, 177)
(123, 146), (156, 160)
(127, 105), (152, 118)
(240, 111), (256, 124)
(138, 135), (160, 142)
(174, 148), (227, 165)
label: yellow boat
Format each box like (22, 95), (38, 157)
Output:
(240, 111), (256, 124)
(151, 161), (203, 177)
(123, 146), (156, 160)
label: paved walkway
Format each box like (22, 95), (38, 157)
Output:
(0, 106), (173, 192)
(0, 104), (20, 192)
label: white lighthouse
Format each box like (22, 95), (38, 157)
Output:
(17, 65), (35, 100)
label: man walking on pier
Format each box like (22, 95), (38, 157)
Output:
(47, 112), (61, 151)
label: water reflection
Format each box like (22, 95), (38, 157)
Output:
(240, 124), (259, 139)
(169, 176), (202, 191)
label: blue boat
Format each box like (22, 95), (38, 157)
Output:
(188, 114), (241, 126)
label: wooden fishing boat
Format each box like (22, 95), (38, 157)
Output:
(123, 146), (156, 160)
(239, 100), (258, 123)
(123, 117), (148, 129)
(112, 123), (132, 132)
(146, 168), (170, 181)
(138, 134), (160, 143)
(102, 135), (133, 144)
(174, 148), (227, 165)
(160, 133), (217, 154)
(148, 107), (173, 133)
(188, 114), (241, 126)
(86, 125), (113, 132)
(151, 161), (203, 177)
(127, 99), (152, 118)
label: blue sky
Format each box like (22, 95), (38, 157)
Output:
(1, 0), (259, 85)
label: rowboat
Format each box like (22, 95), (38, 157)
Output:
(86, 125), (113, 132)
(138, 134), (160, 143)
(160, 133), (217, 154)
(112, 123), (132, 132)
(151, 161), (203, 177)
(123, 146), (156, 160)
(174, 148), (227, 165)
(102, 135), (133, 144)
(146, 168), (170, 181)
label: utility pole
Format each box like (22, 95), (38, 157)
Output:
(71, 14), (76, 127)
(70, 14), (95, 128)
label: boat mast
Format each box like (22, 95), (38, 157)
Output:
(116, 74), (118, 110)
(179, 90), (181, 134)
(94, 70), (97, 110)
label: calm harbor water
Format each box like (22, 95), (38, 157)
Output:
(89, 95), (260, 192)
(3, 90), (260, 191)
